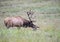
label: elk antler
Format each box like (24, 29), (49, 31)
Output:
(27, 10), (34, 22)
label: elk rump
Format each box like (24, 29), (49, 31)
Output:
(4, 16), (28, 28)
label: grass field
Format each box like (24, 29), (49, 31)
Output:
(0, 0), (60, 42)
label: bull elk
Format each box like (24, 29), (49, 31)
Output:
(4, 10), (39, 30)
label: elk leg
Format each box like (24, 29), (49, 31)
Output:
(4, 23), (7, 27)
(4, 23), (10, 28)
(17, 24), (21, 29)
(6, 24), (10, 28)
(32, 24), (39, 30)
(31, 26), (37, 30)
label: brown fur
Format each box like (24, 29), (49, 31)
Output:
(4, 16), (32, 28)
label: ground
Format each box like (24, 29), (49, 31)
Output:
(0, 0), (60, 42)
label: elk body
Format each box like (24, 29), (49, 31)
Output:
(4, 16), (26, 28)
(4, 10), (39, 29)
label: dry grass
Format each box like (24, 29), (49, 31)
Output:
(0, 0), (60, 42)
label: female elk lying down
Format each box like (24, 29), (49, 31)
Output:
(4, 16), (39, 29)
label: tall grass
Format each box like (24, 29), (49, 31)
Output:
(0, 0), (60, 42)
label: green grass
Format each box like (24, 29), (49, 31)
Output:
(0, 0), (60, 42)
(0, 28), (58, 42)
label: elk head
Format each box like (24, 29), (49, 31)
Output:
(26, 10), (39, 30)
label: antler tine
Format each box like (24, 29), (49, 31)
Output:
(27, 12), (31, 21)
(27, 10), (34, 22)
